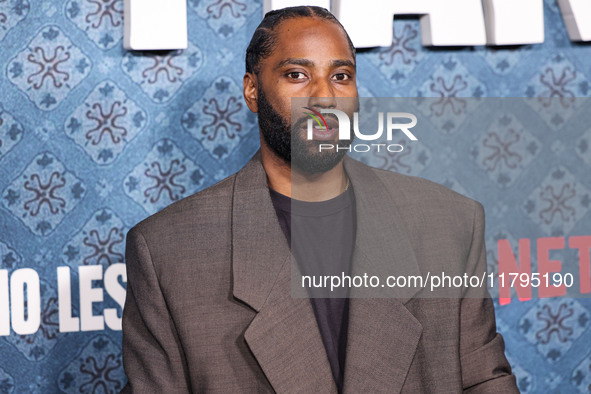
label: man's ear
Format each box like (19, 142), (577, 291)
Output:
(243, 72), (258, 113)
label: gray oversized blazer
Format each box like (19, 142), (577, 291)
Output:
(120, 150), (519, 393)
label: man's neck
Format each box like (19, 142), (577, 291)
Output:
(261, 145), (348, 202)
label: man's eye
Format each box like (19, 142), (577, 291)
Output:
(287, 72), (306, 80)
(333, 73), (351, 81)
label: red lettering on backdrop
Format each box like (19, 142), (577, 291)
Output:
(537, 237), (566, 298)
(496, 236), (590, 304)
(497, 238), (532, 305)
(569, 236), (591, 294)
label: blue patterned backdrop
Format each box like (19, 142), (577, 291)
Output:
(0, 0), (590, 392)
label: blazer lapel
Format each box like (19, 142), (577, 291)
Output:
(342, 155), (424, 393)
(343, 298), (422, 393)
(232, 151), (337, 393)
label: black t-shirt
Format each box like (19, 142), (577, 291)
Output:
(269, 186), (356, 393)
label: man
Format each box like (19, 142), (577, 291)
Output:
(121, 6), (519, 393)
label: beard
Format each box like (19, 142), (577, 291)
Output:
(257, 84), (352, 174)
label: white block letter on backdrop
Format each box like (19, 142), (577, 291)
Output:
(483, 0), (544, 45)
(79, 265), (104, 331)
(104, 263), (127, 331)
(124, 0), (187, 50)
(10, 268), (40, 335)
(0, 270), (8, 336)
(57, 266), (80, 333)
(264, 0), (331, 14)
(332, 0), (487, 47)
(558, 0), (591, 41)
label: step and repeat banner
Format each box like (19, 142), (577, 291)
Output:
(0, 0), (590, 392)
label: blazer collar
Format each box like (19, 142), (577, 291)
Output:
(232, 150), (423, 393)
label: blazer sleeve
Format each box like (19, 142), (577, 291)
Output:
(120, 226), (191, 393)
(459, 202), (520, 393)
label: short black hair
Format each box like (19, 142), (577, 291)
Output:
(245, 6), (356, 75)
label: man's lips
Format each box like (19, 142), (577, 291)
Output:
(310, 125), (337, 140)
(297, 113), (340, 140)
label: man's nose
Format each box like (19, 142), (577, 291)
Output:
(307, 78), (337, 109)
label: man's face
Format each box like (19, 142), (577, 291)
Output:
(253, 17), (358, 173)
